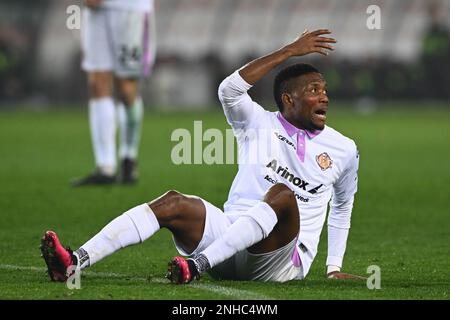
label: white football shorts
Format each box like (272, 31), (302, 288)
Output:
(81, 7), (156, 78)
(173, 198), (304, 282)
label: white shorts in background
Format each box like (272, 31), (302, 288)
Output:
(81, 7), (156, 78)
(173, 198), (304, 283)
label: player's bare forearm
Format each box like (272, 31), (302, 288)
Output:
(239, 29), (336, 85)
(239, 48), (292, 85)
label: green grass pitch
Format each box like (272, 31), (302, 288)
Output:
(0, 105), (449, 299)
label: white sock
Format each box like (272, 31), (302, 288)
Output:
(89, 97), (117, 175)
(117, 97), (143, 160)
(201, 202), (278, 269)
(76, 204), (160, 269)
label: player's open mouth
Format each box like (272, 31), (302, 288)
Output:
(314, 109), (327, 121)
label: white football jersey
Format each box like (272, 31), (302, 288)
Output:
(218, 71), (359, 277)
(100, 0), (153, 12)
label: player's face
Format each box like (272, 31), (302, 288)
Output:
(283, 73), (329, 131)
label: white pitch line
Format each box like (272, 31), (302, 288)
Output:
(0, 264), (270, 300)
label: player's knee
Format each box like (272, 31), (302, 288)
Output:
(263, 183), (297, 220)
(264, 183), (294, 204)
(163, 189), (185, 212)
(153, 190), (189, 222)
(88, 75), (112, 98)
(164, 190), (181, 198)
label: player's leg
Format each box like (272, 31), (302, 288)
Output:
(88, 71), (117, 176)
(115, 77), (143, 184)
(248, 182), (300, 253)
(112, 9), (156, 184)
(76, 191), (206, 267)
(41, 190), (207, 282)
(186, 183), (299, 278)
(72, 7), (117, 186)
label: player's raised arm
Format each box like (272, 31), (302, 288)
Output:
(239, 29), (336, 85)
(218, 29), (336, 130)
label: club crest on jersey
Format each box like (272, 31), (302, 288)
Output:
(316, 152), (333, 171)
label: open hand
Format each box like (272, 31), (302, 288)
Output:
(283, 29), (336, 57)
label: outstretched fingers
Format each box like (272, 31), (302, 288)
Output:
(316, 37), (337, 43)
(310, 29), (332, 36)
(313, 31), (336, 54)
(288, 28), (337, 57)
(312, 41), (335, 55)
(312, 49), (330, 56)
(315, 43), (335, 51)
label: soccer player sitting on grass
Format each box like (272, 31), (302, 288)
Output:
(41, 29), (364, 283)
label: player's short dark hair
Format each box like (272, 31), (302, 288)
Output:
(273, 63), (321, 111)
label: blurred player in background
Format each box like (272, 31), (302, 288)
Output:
(42, 29), (364, 284)
(72, 0), (156, 186)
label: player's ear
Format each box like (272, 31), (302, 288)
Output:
(281, 92), (294, 109)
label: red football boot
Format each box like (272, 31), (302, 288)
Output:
(166, 256), (199, 284)
(40, 231), (77, 282)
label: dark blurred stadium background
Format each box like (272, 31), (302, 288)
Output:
(0, 0), (449, 110)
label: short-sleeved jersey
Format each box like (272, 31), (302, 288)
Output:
(218, 71), (359, 276)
